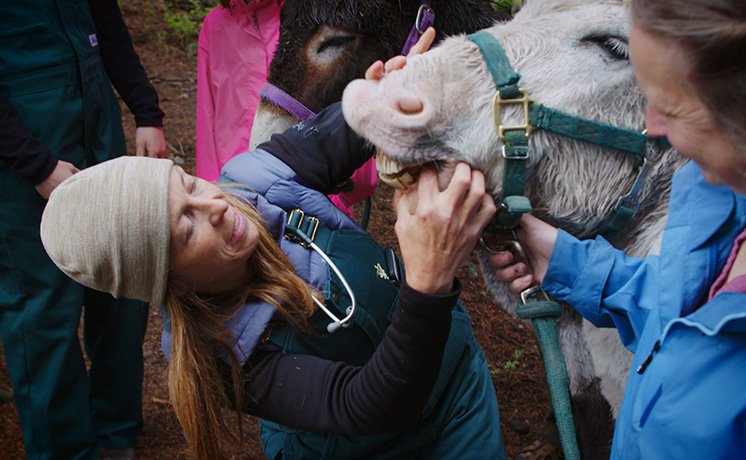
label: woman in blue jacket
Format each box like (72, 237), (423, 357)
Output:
(39, 100), (507, 460)
(492, 1), (746, 458)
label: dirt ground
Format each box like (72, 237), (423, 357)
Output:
(0, 2), (550, 458)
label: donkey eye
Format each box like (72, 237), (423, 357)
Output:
(583, 35), (629, 61)
(317, 35), (355, 54)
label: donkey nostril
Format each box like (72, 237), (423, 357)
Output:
(397, 95), (423, 115)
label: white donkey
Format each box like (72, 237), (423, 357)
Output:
(342, 0), (684, 457)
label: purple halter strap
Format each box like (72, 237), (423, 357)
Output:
(258, 0), (435, 121)
(258, 82), (317, 121)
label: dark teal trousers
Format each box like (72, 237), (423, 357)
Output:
(0, 18), (149, 455)
(0, 171), (149, 460)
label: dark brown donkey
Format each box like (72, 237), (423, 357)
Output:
(249, 0), (510, 149)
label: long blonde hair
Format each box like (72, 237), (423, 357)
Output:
(164, 192), (316, 460)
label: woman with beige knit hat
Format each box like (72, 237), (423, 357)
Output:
(40, 98), (509, 460)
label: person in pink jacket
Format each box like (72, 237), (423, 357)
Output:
(195, 0), (282, 183)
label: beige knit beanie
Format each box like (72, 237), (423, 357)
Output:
(40, 156), (173, 305)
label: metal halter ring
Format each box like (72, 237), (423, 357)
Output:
(479, 233), (526, 265)
(641, 128), (669, 163)
(415, 4), (435, 34)
(480, 233), (503, 254)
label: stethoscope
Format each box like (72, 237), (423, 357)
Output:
(284, 210), (357, 333)
(307, 239), (357, 333)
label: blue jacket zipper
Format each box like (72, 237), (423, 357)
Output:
(636, 340), (661, 374)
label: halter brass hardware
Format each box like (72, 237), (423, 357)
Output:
(493, 89), (536, 141)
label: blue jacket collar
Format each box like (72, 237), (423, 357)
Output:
(664, 291), (746, 338)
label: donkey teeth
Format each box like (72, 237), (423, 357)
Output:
(378, 170), (418, 191)
(375, 152), (420, 191)
(375, 152), (400, 175)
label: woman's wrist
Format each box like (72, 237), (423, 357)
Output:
(403, 275), (459, 297)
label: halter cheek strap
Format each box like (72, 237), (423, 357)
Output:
(469, 31), (532, 231)
(258, 82), (317, 121)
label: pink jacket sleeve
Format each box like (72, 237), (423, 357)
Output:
(329, 157), (378, 218)
(195, 19), (218, 181)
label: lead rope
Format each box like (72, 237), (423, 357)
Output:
(516, 288), (580, 460)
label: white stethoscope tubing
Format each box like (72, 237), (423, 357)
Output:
(308, 241), (357, 333)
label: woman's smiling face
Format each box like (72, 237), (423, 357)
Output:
(168, 167), (259, 294)
(630, 24), (746, 195)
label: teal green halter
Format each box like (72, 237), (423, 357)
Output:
(467, 31), (669, 241)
